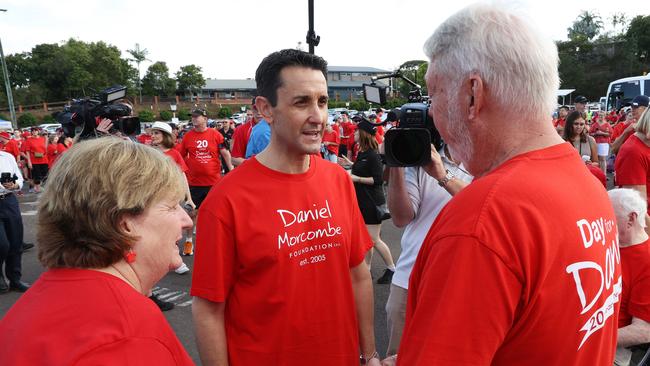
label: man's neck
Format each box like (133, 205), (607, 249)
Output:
(620, 231), (649, 248)
(194, 126), (207, 133)
(255, 142), (310, 174)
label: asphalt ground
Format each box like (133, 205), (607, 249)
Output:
(0, 192), (404, 364)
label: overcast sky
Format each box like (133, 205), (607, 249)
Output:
(2, 0), (646, 79)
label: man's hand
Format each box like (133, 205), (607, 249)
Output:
(422, 144), (446, 180)
(96, 118), (113, 134)
(2, 182), (15, 190)
(366, 357), (382, 366)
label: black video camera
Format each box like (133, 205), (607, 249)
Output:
(0, 172), (17, 184)
(363, 78), (443, 167)
(56, 85), (141, 139)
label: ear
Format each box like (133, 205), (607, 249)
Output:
(255, 96), (274, 125)
(119, 215), (137, 236)
(467, 72), (484, 121)
(628, 212), (639, 227)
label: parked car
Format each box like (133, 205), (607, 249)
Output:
(38, 123), (62, 134)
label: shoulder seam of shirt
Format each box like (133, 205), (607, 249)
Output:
(71, 336), (177, 365)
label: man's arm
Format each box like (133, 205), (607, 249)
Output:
(618, 317), (650, 347)
(350, 261), (381, 365)
(220, 148), (234, 171)
(193, 297), (229, 366)
(387, 167), (415, 228)
(423, 146), (468, 196)
(611, 123), (636, 155)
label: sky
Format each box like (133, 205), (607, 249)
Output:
(2, 0), (646, 80)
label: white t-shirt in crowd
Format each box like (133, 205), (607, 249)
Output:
(392, 151), (473, 289)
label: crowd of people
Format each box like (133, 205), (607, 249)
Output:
(1, 2), (650, 366)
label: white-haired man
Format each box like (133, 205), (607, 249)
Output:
(608, 188), (650, 366)
(389, 4), (621, 365)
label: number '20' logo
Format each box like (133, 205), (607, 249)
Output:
(196, 140), (208, 149)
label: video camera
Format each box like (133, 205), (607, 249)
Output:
(56, 85), (141, 139)
(0, 172), (17, 184)
(363, 73), (442, 167)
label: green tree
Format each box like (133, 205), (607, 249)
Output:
(395, 60), (427, 99)
(217, 107), (231, 118)
(568, 11), (604, 42)
(17, 112), (37, 128)
(138, 110), (155, 122)
(127, 43), (150, 103)
(159, 110), (172, 121)
(141, 61), (176, 97)
(626, 15), (650, 65)
(176, 64), (205, 99)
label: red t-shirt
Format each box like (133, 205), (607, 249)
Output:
(554, 118), (566, 128)
(322, 129), (340, 155)
(400, 143), (620, 365)
(586, 164), (607, 187)
(611, 121), (632, 143)
(2, 139), (20, 160)
(230, 121), (254, 159)
(341, 121), (356, 148)
(375, 125), (385, 144)
(0, 269), (193, 366)
(177, 128), (224, 186)
(46, 143), (59, 168)
(619, 239), (650, 328)
(164, 148), (189, 173)
(589, 122), (613, 144)
(25, 136), (48, 164)
(615, 135), (650, 212)
(137, 134), (152, 145)
(191, 155), (372, 366)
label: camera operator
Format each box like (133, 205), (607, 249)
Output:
(95, 99), (138, 141)
(0, 149), (29, 293)
(384, 143), (471, 357)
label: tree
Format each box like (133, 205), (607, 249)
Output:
(568, 11), (604, 42)
(394, 60), (427, 99)
(626, 15), (650, 65)
(127, 43), (149, 103)
(175, 64), (205, 99)
(141, 61), (176, 97)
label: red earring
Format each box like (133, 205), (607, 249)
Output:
(124, 250), (136, 263)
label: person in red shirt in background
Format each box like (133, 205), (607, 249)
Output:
(191, 48), (379, 366)
(321, 121), (340, 162)
(612, 96), (649, 155)
(553, 105), (569, 135)
(608, 188), (650, 366)
(177, 108), (232, 256)
(340, 112), (356, 157)
(616, 106), (650, 216)
(56, 135), (73, 155)
(25, 127), (48, 193)
(230, 99), (259, 167)
(136, 127), (153, 145)
(390, 4), (621, 365)
(589, 112), (613, 174)
(46, 135), (59, 169)
(0, 132), (19, 161)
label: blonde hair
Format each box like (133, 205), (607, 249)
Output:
(37, 137), (185, 269)
(635, 109), (650, 139)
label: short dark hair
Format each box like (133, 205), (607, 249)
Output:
(255, 49), (328, 107)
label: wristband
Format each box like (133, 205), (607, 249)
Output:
(437, 169), (454, 188)
(360, 350), (379, 364)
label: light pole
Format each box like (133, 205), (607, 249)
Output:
(170, 103), (177, 120)
(0, 9), (16, 129)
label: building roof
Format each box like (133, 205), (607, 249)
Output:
(204, 79), (256, 90)
(328, 66), (391, 73)
(329, 80), (388, 88)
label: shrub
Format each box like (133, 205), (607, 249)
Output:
(18, 113), (38, 128)
(41, 114), (56, 123)
(138, 110), (155, 122)
(217, 107), (231, 118)
(159, 110), (172, 121)
(177, 108), (190, 121)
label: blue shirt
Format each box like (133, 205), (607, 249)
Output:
(245, 119), (271, 158)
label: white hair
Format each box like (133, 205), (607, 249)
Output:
(423, 2), (559, 120)
(608, 188), (647, 229)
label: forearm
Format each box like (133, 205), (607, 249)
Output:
(351, 175), (374, 185)
(350, 262), (376, 358)
(443, 176), (468, 196)
(387, 168), (414, 227)
(611, 131), (632, 154)
(193, 298), (229, 366)
(182, 174), (193, 204)
(618, 319), (650, 347)
(220, 148), (234, 170)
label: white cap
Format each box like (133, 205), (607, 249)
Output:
(151, 121), (172, 136)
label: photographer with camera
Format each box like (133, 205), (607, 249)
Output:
(384, 143), (471, 358)
(0, 149), (28, 293)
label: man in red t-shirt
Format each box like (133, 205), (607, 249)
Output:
(24, 127), (48, 193)
(136, 127), (153, 145)
(608, 189), (650, 365)
(389, 6), (621, 366)
(0, 132), (19, 161)
(340, 112), (356, 157)
(554, 105), (569, 135)
(230, 99), (259, 167)
(615, 107), (650, 214)
(191, 49), (379, 366)
(612, 97), (648, 155)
